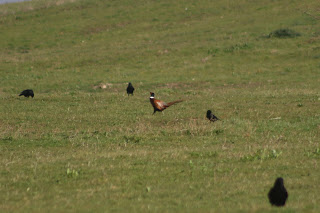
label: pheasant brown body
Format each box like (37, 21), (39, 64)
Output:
(149, 92), (183, 114)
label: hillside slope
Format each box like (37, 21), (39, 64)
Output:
(0, 0), (319, 212)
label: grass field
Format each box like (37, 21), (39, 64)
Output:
(0, 0), (320, 212)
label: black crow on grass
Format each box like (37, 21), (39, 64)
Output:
(268, 177), (288, 207)
(206, 110), (219, 122)
(126, 82), (135, 96)
(19, 89), (34, 98)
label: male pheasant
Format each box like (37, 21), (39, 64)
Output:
(149, 92), (183, 114)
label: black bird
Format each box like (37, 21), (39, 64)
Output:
(19, 89), (34, 98)
(268, 177), (288, 207)
(126, 82), (135, 96)
(206, 110), (219, 122)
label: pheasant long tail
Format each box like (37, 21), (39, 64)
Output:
(166, 100), (183, 107)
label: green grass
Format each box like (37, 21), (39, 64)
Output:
(0, 0), (320, 212)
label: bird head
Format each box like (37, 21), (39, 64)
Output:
(150, 92), (155, 99)
(206, 110), (212, 116)
(275, 177), (284, 187)
(30, 90), (34, 98)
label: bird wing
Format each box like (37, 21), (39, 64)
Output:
(154, 99), (167, 111)
(210, 114), (219, 121)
